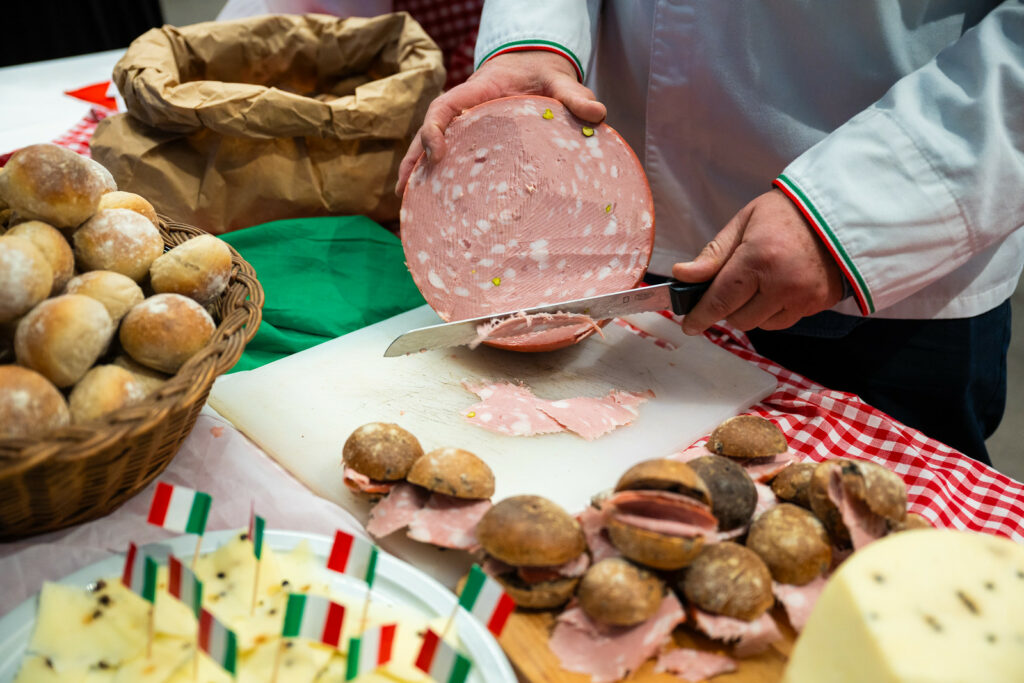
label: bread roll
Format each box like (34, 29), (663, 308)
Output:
(0, 365), (70, 439)
(6, 220), (74, 295)
(0, 143), (104, 228)
(149, 235), (232, 304)
(0, 235), (52, 323)
(97, 191), (157, 227)
(111, 353), (169, 397)
(73, 208), (164, 281)
(14, 294), (115, 387)
(120, 294), (216, 373)
(68, 364), (146, 424)
(64, 270), (145, 324)
(84, 157), (117, 193)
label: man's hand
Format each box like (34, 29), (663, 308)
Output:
(672, 189), (845, 335)
(395, 51), (607, 195)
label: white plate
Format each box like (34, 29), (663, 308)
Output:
(0, 529), (517, 683)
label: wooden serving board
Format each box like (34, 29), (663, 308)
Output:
(498, 607), (796, 683)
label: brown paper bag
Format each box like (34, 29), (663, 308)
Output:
(90, 13), (445, 233)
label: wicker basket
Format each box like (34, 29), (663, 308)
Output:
(0, 218), (264, 539)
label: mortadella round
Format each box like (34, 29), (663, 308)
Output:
(401, 95), (654, 352)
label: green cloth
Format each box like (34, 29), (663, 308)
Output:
(220, 216), (425, 373)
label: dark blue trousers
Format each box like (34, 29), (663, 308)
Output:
(745, 300), (1012, 466)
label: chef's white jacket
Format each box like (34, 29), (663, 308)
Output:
(475, 0), (1024, 319)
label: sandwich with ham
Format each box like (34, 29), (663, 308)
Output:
(476, 495), (589, 608)
(342, 422), (424, 499)
(808, 458), (907, 550)
(598, 459), (717, 570)
(365, 446), (495, 551)
(705, 414), (797, 482)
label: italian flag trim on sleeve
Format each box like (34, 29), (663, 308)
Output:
(345, 623), (397, 680)
(121, 542), (158, 603)
(198, 608), (238, 675)
(415, 628), (472, 683)
(327, 530), (378, 587)
(281, 593), (346, 648)
(774, 174), (873, 315)
(458, 564), (516, 637)
(167, 554), (203, 617)
(147, 481), (212, 535)
(476, 40), (584, 82)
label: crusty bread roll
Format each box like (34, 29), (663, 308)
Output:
(68, 364), (146, 424)
(150, 235), (232, 304)
(97, 191), (157, 227)
(6, 220), (74, 295)
(73, 208), (164, 281)
(111, 353), (169, 397)
(0, 235), (52, 323)
(14, 294), (115, 387)
(0, 143), (104, 228)
(120, 294), (216, 373)
(64, 270), (145, 324)
(0, 364), (70, 439)
(84, 157), (117, 194)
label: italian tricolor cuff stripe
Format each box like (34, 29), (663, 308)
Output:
(774, 174), (874, 315)
(477, 40), (584, 82)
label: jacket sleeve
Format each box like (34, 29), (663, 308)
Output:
(775, 1), (1024, 316)
(474, 0), (595, 81)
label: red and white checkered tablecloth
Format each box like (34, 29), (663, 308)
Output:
(8, 105), (1023, 545)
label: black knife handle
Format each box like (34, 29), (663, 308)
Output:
(668, 280), (712, 315)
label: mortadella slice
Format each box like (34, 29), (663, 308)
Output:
(549, 593), (686, 683)
(406, 493), (492, 550)
(690, 608), (783, 657)
(654, 648), (738, 681)
(365, 482), (430, 538)
(401, 95), (654, 352)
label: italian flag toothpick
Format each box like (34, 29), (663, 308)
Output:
(345, 623), (397, 680)
(167, 554), (203, 617)
(121, 542), (158, 603)
(147, 481), (212, 535)
(248, 506), (266, 560)
(327, 530), (378, 586)
(198, 608), (238, 676)
(414, 628), (472, 683)
(458, 564), (516, 637)
(281, 593), (346, 648)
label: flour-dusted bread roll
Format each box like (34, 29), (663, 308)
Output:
(0, 143), (104, 228)
(84, 157), (117, 194)
(0, 365), (70, 439)
(68, 364), (146, 424)
(73, 208), (164, 281)
(149, 235), (232, 305)
(6, 220), (74, 295)
(0, 235), (52, 323)
(120, 294), (216, 373)
(64, 270), (145, 324)
(14, 294), (115, 387)
(97, 191), (158, 227)
(111, 353), (169, 397)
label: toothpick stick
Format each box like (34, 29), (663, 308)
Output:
(146, 605), (155, 659)
(270, 638), (285, 683)
(191, 533), (203, 571)
(359, 583), (372, 634)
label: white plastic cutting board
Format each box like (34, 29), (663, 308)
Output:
(208, 305), (776, 586)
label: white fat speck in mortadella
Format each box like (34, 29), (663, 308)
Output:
(400, 95), (654, 352)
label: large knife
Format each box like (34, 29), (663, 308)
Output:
(384, 280), (711, 357)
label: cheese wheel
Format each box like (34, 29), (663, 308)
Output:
(14, 294), (115, 387)
(401, 95), (654, 352)
(0, 235), (52, 323)
(6, 220), (74, 295)
(149, 234), (232, 304)
(68, 364), (146, 424)
(64, 270), (145, 324)
(0, 364), (70, 439)
(0, 143), (104, 228)
(119, 294), (216, 373)
(73, 208), (164, 282)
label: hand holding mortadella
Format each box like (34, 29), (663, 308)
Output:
(396, 51), (606, 196)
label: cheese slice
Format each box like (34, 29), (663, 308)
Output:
(783, 529), (1024, 683)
